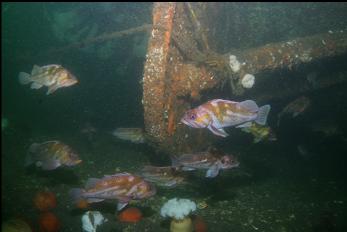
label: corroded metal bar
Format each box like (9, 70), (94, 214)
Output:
(185, 30), (347, 97)
(236, 30), (347, 78)
(142, 2), (176, 144)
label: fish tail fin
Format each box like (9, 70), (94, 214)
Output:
(24, 152), (34, 167)
(255, 105), (271, 125)
(29, 143), (40, 153)
(25, 143), (40, 167)
(171, 155), (180, 168)
(18, 72), (31, 85)
(69, 188), (85, 204)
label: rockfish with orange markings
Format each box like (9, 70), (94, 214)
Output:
(70, 172), (156, 211)
(140, 165), (185, 188)
(172, 148), (240, 178)
(18, 64), (78, 95)
(181, 99), (271, 137)
(25, 140), (82, 170)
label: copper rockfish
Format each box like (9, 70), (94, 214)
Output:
(18, 64), (78, 95)
(25, 140), (82, 170)
(181, 99), (271, 137)
(172, 148), (239, 178)
(140, 165), (185, 188)
(70, 173), (156, 211)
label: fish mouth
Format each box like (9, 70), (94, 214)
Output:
(73, 159), (82, 165)
(180, 118), (200, 128)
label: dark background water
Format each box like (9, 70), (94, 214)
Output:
(2, 2), (347, 232)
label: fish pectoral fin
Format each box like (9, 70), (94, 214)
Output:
(293, 112), (300, 117)
(182, 167), (196, 171)
(208, 125), (229, 137)
(86, 198), (105, 203)
(117, 201), (129, 211)
(85, 178), (101, 189)
(46, 84), (59, 95)
(41, 159), (61, 170)
(30, 82), (43, 89)
(206, 164), (221, 178)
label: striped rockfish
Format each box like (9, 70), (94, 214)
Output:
(172, 148), (239, 178)
(70, 173), (156, 211)
(140, 165), (185, 188)
(25, 140), (82, 170)
(18, 64), (78, 95)
(181, 99), (271, 137)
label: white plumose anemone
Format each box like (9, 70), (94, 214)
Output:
(229, 55), (241, 73)
(160, 198), (197, 220)
(82, 211), (108, 232)
(161, 198), (197, 232)
(241, 73), (255, 88)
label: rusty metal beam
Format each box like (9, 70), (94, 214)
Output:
(142, 2), (176, 145)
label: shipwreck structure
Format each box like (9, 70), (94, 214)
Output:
(142, 2), (347, 154)
(32, 3), (347, 155)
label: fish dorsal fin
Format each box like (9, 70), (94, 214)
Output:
(238, 100), (259, 112)
(85, 178), (100, 189)
(207, 124), (229, 137)
(104, 172), (131, 178)
(31, 65), (41, 75)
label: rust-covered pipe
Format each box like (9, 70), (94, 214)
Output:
(235, 30), (347, 79)
(142, 3), (176, 144)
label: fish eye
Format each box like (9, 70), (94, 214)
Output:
(190, 113), (196, 120)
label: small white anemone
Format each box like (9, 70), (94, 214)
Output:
(229, 55), (241, 73)
(241, 73), (255, 89)
(160, 198), (197, 220)
(82, 211), (108, 232)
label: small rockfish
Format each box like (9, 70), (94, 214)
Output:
(172, 148), (239, 178)
(18, 64), (78, 95)
(277, 96), (310, 126)
(241, 122), (277, 143)
(181, 99), (271, 137)
(112, 128), (145, 144)
(140, 165), (185, 188)
(70, 172), (156, 211)
(25, 140), (82, 170)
